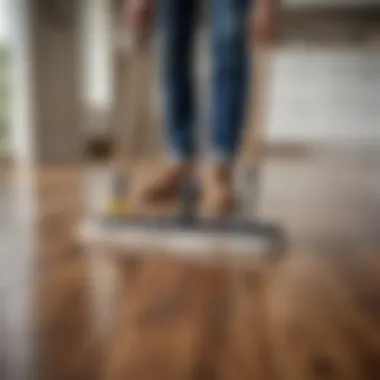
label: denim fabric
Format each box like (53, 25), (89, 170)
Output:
(157, 0), (252, 161)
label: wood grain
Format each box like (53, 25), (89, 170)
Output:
(2, 159), (378, 380)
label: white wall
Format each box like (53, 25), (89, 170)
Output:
(266, 47), (380, 146)
(284, 0), (379, 6)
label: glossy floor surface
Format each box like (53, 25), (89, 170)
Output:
(1, 152), (380, 380)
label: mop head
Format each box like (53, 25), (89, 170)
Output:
(78, 215), (286, 259)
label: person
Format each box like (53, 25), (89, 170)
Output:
(124, 0), (281, 215)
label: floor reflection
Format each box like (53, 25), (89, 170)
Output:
(259, 153), (380, 251)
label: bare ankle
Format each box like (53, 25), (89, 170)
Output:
(211, 163), (234, 185)
(168, 160), (195, 178)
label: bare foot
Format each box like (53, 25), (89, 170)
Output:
(207, 163), (236, 217)
(141, 162), (193, 203)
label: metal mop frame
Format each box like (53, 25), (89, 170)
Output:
(78, 26), (286, 260)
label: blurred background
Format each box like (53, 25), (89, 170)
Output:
(0, 0), (379, 380)
(1, 0), (380, 163)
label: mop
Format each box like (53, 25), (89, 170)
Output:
(78, 27), (286, 259)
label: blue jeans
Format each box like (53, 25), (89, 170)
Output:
(157, 0), (252, 161)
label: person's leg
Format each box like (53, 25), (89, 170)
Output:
(209, 0), (252, 214)
(158, 0), (198, 160)
(211, 0), (251, 160)
(143, 0), (197, 201)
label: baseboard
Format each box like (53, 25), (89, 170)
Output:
(264, 141), (380, 159)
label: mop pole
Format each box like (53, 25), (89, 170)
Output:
(106, 29), (152, 216)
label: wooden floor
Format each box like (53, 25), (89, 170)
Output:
(1, 154), (380, 380)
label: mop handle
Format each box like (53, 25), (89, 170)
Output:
(107, 26), (153, 214)
(113, 26), (152, 165)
